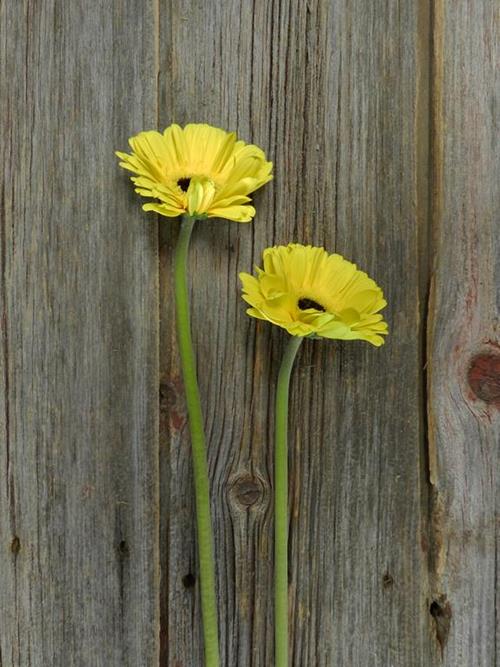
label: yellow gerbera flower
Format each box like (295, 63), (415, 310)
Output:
(240, 244), (389, 346)
(116, 123), (273, 222)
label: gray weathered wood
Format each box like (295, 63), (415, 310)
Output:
(1, 1), (497, 666)
(427, 0), (499, 664)
(159, 1), (437, 665)
(0, 2), (159, 665)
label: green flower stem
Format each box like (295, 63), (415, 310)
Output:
(174, 214), (220, 667)
(274, 334), (303, 667)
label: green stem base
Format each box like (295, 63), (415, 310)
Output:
(274, 335), (303, 667)
(174, 215), (220, 667)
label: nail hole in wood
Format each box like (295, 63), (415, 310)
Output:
(429, 600), (441, 616)
(429, 596), (452, 653)
(10, 536), (20, 555)
(117, 540), (129, 556)
(182, 573), (196, 588)
(382, 571), (394, 588)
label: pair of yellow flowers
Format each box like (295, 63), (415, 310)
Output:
(117, 123), (388, 345)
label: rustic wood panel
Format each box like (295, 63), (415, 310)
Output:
(427, 0), (499, 664)
(159, 1), (435, 665)
(0, 2), (159, 665)
(1, 1), (496, 666)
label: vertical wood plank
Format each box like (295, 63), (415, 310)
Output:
(158, 1), (433, 664)
(427, 0), (499, 663)
(0, 2), (159, 665)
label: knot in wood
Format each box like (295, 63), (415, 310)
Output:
(159, 379), (179, 407)
(230, 474), (265, 509)
(467, 352), (500, 407)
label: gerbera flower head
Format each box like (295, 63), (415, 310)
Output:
(240, 244), (388, 346)
(116, 123), (273, 222)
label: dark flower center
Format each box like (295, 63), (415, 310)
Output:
(177, 177), (191, 192)
(298, 298), (325, 312)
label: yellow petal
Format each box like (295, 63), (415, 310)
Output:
(240, 243), (388, 346)
(208, 205), (255, 222)
(143, 202), (185, 217)
(117, 123), (272, 223)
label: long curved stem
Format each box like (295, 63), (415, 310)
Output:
(174, 214), (220, 667)
(274, 334), (303, 667)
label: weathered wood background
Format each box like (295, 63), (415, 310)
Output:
(1, 1), (498, 665)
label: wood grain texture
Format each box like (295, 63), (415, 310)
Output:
(0, 2), (159, 665)
(1, 1), (497, 666)
(427, 0), (499, 664)
(159, 1), (436, 665)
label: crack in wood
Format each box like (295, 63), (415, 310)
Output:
(430, 595), (452, 655)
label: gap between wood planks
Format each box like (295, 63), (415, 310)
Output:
(418, 0), (452, 655)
